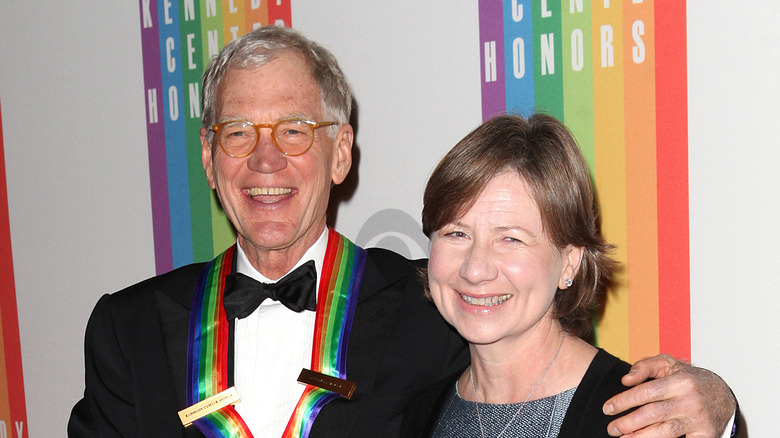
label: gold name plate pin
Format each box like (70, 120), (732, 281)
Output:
(297, 368), (356, 399)
(178, 386), (241, 427)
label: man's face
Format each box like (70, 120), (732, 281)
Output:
(200, 53), (352, 263)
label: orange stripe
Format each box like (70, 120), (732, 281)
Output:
(591, 1), (629, 360)
(623, 0), (660, 362)
(244, 0), (269, 30)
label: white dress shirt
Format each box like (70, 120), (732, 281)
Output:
(233, 230), (328, 437)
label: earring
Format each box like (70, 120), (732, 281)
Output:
(564, 278), (573, 287)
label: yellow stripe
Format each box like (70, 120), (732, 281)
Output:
(592, 1), (629, 360)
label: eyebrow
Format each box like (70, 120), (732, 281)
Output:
(495, 225), (537, 237)
(216, 112), (315, 124)
(447, 221), (536, 237)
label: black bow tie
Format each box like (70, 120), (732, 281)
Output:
(223, 260), (317, 320)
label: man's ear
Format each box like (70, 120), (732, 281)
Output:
(200, 127), (216, 189)
(331, 124), (353, 185)
(559, 245), (584, 289)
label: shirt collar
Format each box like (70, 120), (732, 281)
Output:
(235, 228), (328, 284)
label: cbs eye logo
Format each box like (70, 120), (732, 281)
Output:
(355, 209), (430, 259)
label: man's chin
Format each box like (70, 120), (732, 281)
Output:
(238, 225), (297, 250)
(237, 221), (323, 252)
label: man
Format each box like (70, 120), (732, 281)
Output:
(69, 26), (736, 438)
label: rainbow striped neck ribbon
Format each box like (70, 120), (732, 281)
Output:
(186, 244), (252, 437)
(185, 229), (366, 438)
(281, 228), (366, 437)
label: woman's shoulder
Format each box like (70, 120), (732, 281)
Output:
(557, 349), (632, 437)
(401, 370), (464, 438)
(588, 349), (632, 383)
(574, 348), (632, 406)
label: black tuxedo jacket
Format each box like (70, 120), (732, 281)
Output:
(69, 248), (469, 437)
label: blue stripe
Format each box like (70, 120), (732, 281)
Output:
(158, 0), (193, 267)
(504, 0), (535, 116)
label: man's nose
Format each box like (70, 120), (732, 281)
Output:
(246, 131), (287, 173)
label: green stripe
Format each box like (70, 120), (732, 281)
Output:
(201, 251), (226, 398)
(322, 238), (345, 373)
(197, 2), (235, 259)
(205, 409), (232, 436)
(533, 1), (564, 119)
(180, 0), (213, 262)
(334, 243), (355, 358)
(210, 193), (235, 258)
(561, 1), (596, 175)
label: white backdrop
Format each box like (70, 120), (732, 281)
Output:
(0, 2), (777, 436)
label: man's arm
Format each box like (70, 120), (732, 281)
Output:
(68, 294), (138, 437)
(602, 354), (737, 438)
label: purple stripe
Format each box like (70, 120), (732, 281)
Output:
(195, 416), (224, 438)
(479, 0), (506, 120)
(138, 0), (172, 273)
(186, 264), (210, 404)
(301, 393), (338, 438)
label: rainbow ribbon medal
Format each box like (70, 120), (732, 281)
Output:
(282, 229), (366, 437)
(185, 229), (366, 438)
(185, 244), (253, 437)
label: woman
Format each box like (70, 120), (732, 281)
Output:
(403, 114), (628, 437)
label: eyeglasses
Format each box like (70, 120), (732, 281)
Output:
(209, 119), (337, 158)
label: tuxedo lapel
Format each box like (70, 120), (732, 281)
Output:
(105, 271), (201, 437)
(157, 264), (204, 412)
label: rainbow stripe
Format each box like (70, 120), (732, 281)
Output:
(0, 99), (29, 436)
(478, 0), (690, 362)
(186, 230), (365, 437)
(187, 245), (254, 437)
(137, 0), (292, 273)
(282, 229), (365, 438)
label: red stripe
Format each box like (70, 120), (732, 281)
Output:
(215, 247), (233, 392)
(312, 229), (338, 367)
(267, 0), (292, 27)
(225, 405), (253, 435)
(655, 2), (691, 360)
(0, 99), (29, 435)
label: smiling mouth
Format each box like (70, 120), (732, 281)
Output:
(246, 187), (292, 203)
(459, 293), (512, 307)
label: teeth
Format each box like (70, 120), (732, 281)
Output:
(247, 187), (292, 196)
(460, 293), (512, 307)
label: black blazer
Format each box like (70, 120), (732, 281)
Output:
(69, 248), (469, 437)
(401, 349), (633, 437)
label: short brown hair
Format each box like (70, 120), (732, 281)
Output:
(421, 114), (616, 338)
(201, 26), (351, 138)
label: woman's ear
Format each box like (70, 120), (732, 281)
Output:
(559, 245), (584, 289)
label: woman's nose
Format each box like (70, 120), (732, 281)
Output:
(458, 242), (498, 284)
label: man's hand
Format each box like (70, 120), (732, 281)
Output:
(602, 354), (735, 438)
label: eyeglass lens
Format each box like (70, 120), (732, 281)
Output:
(220, 120), (314, 156)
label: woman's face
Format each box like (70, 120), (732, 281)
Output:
(428, 171), (582, 347)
